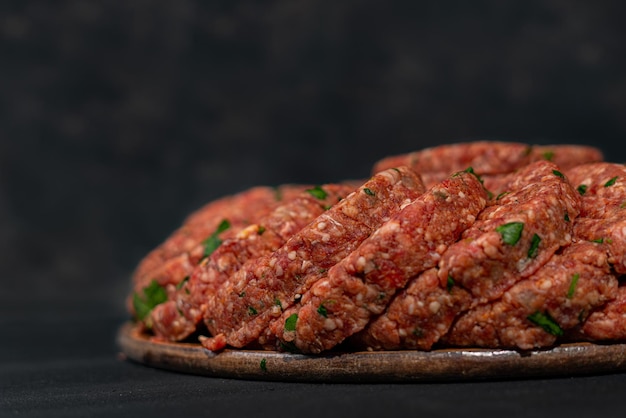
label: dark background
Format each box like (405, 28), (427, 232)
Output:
(2, 1), (626, 417)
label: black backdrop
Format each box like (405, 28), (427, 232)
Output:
(2, 1), (626, 417)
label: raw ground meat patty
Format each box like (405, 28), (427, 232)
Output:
(200, 166), (425, 351)
(266, 169), (488, 353)
(127, 141), (626, 354)
(149, 183), (356, 341)
(372, 142), (602, 177)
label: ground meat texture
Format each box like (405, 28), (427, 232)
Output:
(149, 183), (355, 341)
(371, 142), (602, 176)
(565, 163), (626, 218)
(573, 215), (626, 274)
(351, 268), (472, 351)
(200, 167), (426, 351)
(444, 242), (617, 350)
(438, 162), (580, 304)
(128, 184), (309, 321)
(265, 170), (487, 353)
(132, 184), (308, 291)
(581, 284), (626, 341)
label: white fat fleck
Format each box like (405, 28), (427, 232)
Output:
(288, 251), (297, 260)
(400, 199), (413, 210)
(275, 265), (284, 276)
(324, 318), (337, 331)
(458, 191), (466, 199)
(322, 233), (331, 242)
(318, 222), (327, 231)
(428, 301), (441, 314)
(539, 279), (552, 290)
(356, 256), (367, 269)
(398, 329), (407, 337)
(269, 258), (276, 268)
(417, 301), (424, 308)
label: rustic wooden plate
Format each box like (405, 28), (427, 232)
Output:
(116, 322), (626, 382)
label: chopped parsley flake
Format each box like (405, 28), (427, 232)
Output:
(284, 313), (298, 331)
(202, 219), (231, 259)
(527, 311), (564, 336)
(176, 276), (189, 290)
(552, 169), (564, 178)
(528, 234), (541, 258)
(462, 166), (484, 184)
(248, 306), (258, 316)
(274, 187), (283, 201)
(542, 151), (555, 161)
(434, 190), (448, 200)
(260, 358), (267, 372)
(257, 225), (266, 235)
(496, 222), (524, 246)
(577, 184), (588, 195)
(564, 212), (570, 222)
(363, 188), (375, 196)
(591, 237), (604, 244)
(279, 341), (300, 353)
(567, 273), (580, 299)
(132, 280), (168, 321)
(604, 176), (618, 187)
(496, 191), (510, 200)
(306, 185), (328, 200)
(317, 304), (328, 318)
(239, 291), (246, 298)
(274, 298), (282, 309)
(447, 275), (455, 293)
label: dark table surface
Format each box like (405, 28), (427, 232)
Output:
(4, 1), (626, 417)
(3, 305), (626, 418)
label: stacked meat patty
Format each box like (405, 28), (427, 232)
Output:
(129, 141), (626, 353)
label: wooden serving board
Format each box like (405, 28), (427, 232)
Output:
(116, 322), (626, 382)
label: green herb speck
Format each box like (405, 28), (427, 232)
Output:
(604, 176), (618, 187)
(317, 304), (328, 318)
(285, 313), (298, 331)
(363, 188), (375, 196)
(496, 222), (524, 245)
(260, 358), (267, 372)
(577, 184), (588, 195)
(257, 226), (266, 235)
(591, 237), (604, 244)
(496, 191), (510, 200)
(248, 306), (258, 316)
(447, 275), (455, 293)
(543, 151), (555, 161)
(132, 280), (168, 322)
(552, 169), (564, 178)
(527, 311), (563, 336)
(564, 212), (570, 222)
(306, 185), (328, 200)
(567, 273), (580, 299)
(202, 219), (231, 258)
(528, 233), (541, 258)
(176, 276), (189, 290)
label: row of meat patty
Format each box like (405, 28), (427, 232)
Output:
(129, 141), (626, 353)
